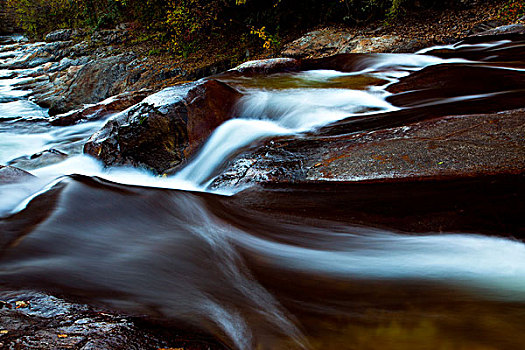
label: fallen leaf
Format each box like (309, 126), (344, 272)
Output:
(15, 301), (30, 309)
(57, 334), (68, 338)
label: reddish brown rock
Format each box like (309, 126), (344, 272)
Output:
(184, 80), (243, 157)
(84, 80), (242, 174)
(211, 108), (525, 188)
(36, 53), (138, 116)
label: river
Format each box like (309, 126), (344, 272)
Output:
(1, 35), (524, 349)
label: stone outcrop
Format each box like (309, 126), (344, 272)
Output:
(229, 58), (300, 74)
(44, 29), (83, 42)
(48, 90), (151, 126)
(470, 23), (525, 37)
(0, 290), (222, 350)
(2, 30), (189, 116)
(35, 53), (138, 115)
(84, 80), (242, 174)
(0, 166), (35, 184)
(281, 27), (428, 59)
(7, 149), (69, 170)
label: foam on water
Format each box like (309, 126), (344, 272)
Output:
(0, 100), (48, 119)
(416, 39), (513, 54)
(174, 119), (292, 186)
(237, 88), (395, 131)
(0, 132), (54, 164)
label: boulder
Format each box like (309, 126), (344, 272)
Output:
(281, 27), (428, 58)
(0, 166), (35, 184)
(34, 53), (137, 115)
(470, 23), (525, 37)
(229, 58), (300, 75)
(90, 29), (129, 45)
(44, 29), (82, 42)
(8, 149), (69, 170)
(84, 80), (242, 174)
(386, 64), (525, 107)
(281, 28), (356, 58)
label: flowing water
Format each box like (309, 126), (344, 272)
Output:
(0, 36), (524, 349)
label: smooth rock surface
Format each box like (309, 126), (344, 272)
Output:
(211, 108), (525, 188)
(0, 166), (35, 184)
(35, 53), (137, 115)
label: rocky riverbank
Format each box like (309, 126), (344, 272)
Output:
(0, 290), (224, 349)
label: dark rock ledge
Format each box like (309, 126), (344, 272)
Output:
(0, 290), (223, 350)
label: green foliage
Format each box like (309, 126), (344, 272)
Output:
(8, 0), (475, 49)
(498, 0), (525, 23)
(7, 0), (124, 37)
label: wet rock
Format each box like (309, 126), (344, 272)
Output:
(49, 90), (151, 126)
(0, 166), (35, 184)
(467, 20), (506, 35)
(225, 173), (524, 237)
(8, 149), (69, 171)
(230, 58), (300, 74)
(0, 290), (222, 350)
(349, 35), (426, 54)
(211, 108), (525, 188)
(84, 79), (242, 174)
(386, 64), (525, 107)
(0, 36), (16, 45)
(44, 56), (91, 74)
(1, 38), (158, 116)
(34, 53), (137, 115)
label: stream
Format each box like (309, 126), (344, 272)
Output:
(1, 35), (525, 349)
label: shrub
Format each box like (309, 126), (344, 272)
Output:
(498, 0), (525, 23)
(7, 0), (478, 49)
